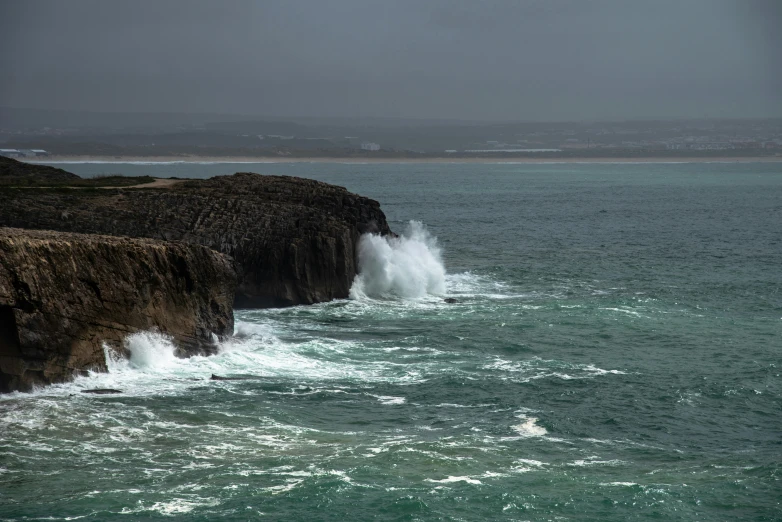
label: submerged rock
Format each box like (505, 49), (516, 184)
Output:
(0, 227), (236, 393)
(210, 374), (252, 381)
(81, 388), (122, 394)
(443, 298), (459, 304)
(0, 167), (393, 307)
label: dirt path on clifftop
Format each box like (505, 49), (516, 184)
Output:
(110, 178), (186, 189)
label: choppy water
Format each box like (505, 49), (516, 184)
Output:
(2, 162), (781, 520)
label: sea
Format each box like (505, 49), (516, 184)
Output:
(1, 161), (780, 521)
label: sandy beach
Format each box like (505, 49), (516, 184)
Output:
(27, 155), (782, 165)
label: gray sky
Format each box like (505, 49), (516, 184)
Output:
(1, 0), (780, 121)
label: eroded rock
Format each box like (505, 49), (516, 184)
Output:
(0, 170), (392, 307)
(210, 374), (253, 381)
(0, 227), (236, 393)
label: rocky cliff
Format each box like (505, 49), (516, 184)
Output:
(0, 227), (236, 392)
(0, 170), (392, 307)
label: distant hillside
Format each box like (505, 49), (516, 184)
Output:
(0, 156), (79, 185)
(0, 156), (156, 187)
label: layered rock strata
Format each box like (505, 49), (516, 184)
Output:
(0, 171), (392, 307)
(0, 227), (236, 392)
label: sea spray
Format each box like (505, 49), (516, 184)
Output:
(124, 331), (178, 370)
(86, 332), (182, 395)
(350, 221), (446, 299)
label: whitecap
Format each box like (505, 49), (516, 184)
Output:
(601, 307), (646, 318)
(514, 458), (546, 467)
(371, 395), (406, 405)
(146, 498), (220, 515)
(262, 479), (307, 495)
(512, 417), (547, 437)
(568, 457), (625, 467)
(425, 476), (482, 485)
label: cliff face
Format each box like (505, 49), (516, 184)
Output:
(0, 227), (236, 392)
(0, 172), (392, 307)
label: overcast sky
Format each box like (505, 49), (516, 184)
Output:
(1, 0), (780, 121)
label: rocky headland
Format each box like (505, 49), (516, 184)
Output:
(0, 158), (393, 392)
(0, 168), (392, 307)
(0, 227), (236, 392)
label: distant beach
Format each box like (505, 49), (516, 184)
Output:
(27, 155), (782, 165)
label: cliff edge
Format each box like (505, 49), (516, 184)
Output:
(0, 168), (393, 307)
(0, 227), (236, 392)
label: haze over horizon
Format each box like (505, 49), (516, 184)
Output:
(1, 0), (781, 123)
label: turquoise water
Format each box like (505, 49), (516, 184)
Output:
(1, 162), (781, 520)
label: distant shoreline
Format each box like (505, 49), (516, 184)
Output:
(25, 155), (782, 165)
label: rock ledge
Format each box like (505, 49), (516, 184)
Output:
(0, 227), (235, 392)
(0, 170), (393, 307)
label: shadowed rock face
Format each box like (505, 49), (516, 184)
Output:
(0, 172), (392, 307)
(0, 227), (236, 393)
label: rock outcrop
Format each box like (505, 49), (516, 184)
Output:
(0, 227), (235, 392)
(0, 170), (392, 307)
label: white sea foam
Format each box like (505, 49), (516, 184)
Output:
(444, 271), (525, 299)
(350, 221), (446, 299)
(125, 331), (178, 369)
(568, 457), (626, 467)
(482, 357), (626, 384)
(512, 417), (548, 437)
(514, 458), (546, 468)
(425, 476), (483, 485)
(26, 315), (429, 398)
(120, 498), (221, 516)
(371, 395), (407, 405)
(602, 307), (646, 318)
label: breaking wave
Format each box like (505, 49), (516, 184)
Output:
(350, 221), (446, 299)
(103, 331), (178, 373)
(125, 331), (178, 369)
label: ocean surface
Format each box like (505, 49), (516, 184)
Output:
(2, 161), (780, 521)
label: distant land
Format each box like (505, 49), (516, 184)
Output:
(23, 155), (782, 165)
(1, 107), (780, 161)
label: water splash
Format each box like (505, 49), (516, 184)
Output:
(107, 331), (178, 371)
(350, 221), (446, 299)
(89, 319), (431, 392)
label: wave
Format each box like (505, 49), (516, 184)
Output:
(100, 331), (179, 376)
(124, 331), (178, 369)
(0, 317), (428, 399)
(350, 221), (446, 300)
(513, 416), (548, 437)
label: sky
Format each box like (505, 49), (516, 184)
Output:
(1, 0), (780, 122)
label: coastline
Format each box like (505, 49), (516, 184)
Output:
(25, 155), (782, 165)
